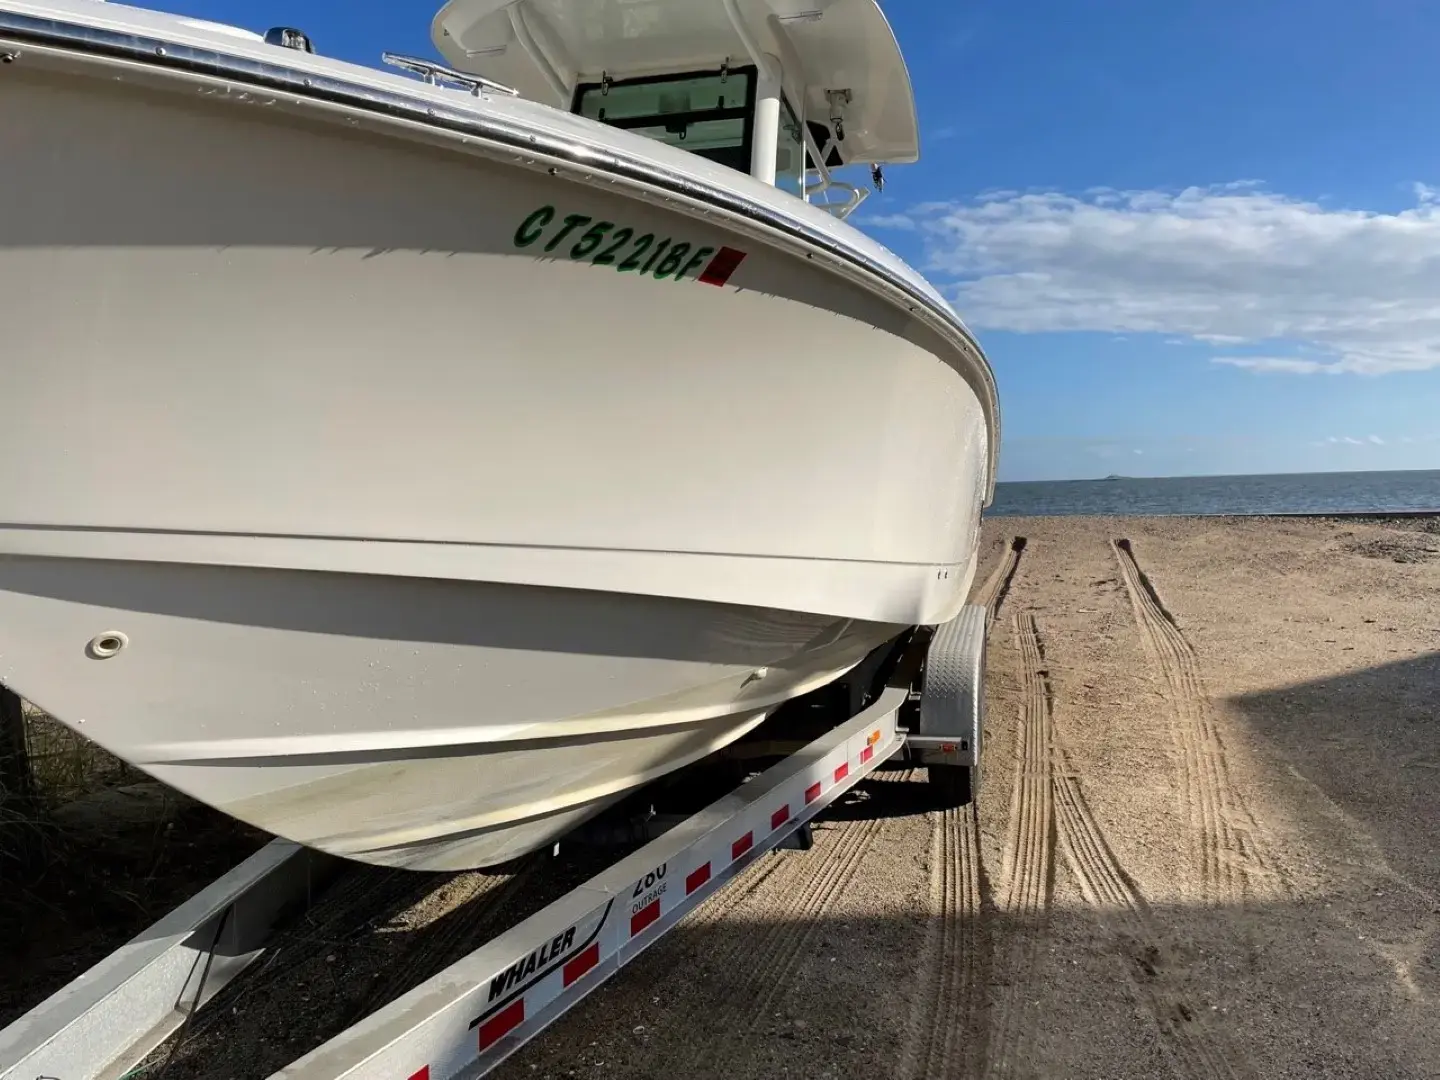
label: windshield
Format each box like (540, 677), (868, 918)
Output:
(573, 67), (755, 173)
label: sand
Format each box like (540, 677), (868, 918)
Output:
(493, 514), (1440, 1079)
(5, 515), (1439, 1078)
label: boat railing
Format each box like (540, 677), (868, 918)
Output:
(380, 52), (519, 97)
(808, 177), (870, 219)
(799, 123), (870, 220)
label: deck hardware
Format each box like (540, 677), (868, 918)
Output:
(264, 27), (314, 53)
(381, 52), (520, 97)
(86, 631), (128, 659)
(826, 88), (851, 141)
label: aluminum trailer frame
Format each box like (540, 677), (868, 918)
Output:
(0, 842), (341, 1080)
(1, 605), (988, 1080)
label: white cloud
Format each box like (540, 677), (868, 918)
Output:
(864, 213), (918, 231)
(872, 183), (1440, 374)
(1368, 434), (1385, 444)
(1213, 356), (1325, 374)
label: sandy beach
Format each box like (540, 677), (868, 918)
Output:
(5, 514), (1438, 1078)
(495, 514), (1440, 1079)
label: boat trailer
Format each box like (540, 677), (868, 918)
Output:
(0, 605), (987, 1080)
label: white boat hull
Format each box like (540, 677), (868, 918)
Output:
(0, 8), (994, 869)
(0, 556), (905, 869)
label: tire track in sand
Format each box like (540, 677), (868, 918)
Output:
(653, 773), (918, 1071)
(1112, 538), (1269, 905)
(897, 540), (1023, 1079)
(975, 537), (1028, 626)
(1053, 757), (1249, 1080)
(1011, 613), (1250, 1080)
(986, 611), (1056, 1079)
(899, 798), (987, 1080)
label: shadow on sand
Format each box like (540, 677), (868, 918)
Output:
(1225, 650), (1440, 896)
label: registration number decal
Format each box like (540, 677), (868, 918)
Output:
(513, 206), (748, 287)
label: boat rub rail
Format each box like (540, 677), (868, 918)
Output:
(0, 7), (998, 497)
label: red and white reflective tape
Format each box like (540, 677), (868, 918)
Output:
(276, 690), (907, 1080)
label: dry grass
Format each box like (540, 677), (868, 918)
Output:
(19, 703), (143, 804)
(1, 695), (266, 1025)
(1, 696), (150, 952)
(0, 697), (145, 870)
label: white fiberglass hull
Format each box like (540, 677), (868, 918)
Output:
(0, 3), (996, 869)
(0, 556), (905, 869)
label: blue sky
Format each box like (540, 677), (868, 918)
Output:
(142, 0), (1440, 480)
(871, 0), (1440, 480)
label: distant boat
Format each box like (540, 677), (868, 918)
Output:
(1101, 474), (1129, 481)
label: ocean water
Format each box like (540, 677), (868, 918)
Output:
(989, 470), (1440, 518)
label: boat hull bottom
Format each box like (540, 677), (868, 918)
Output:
(0, 555), (904, 870)
(151, 705), (778, 871)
